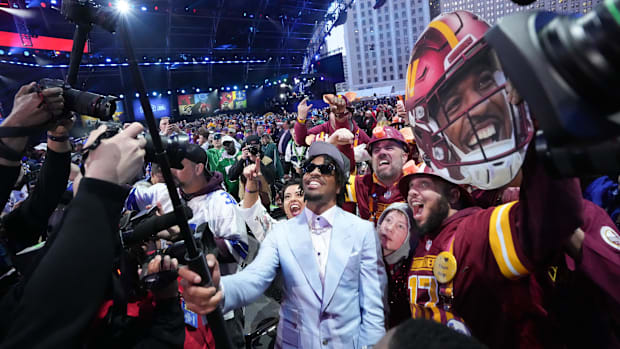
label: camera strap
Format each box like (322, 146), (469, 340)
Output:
(79, 131), (111, 175)
(0, 126), (46, 138)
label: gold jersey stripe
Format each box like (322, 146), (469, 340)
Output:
(489, 201), (530, 279)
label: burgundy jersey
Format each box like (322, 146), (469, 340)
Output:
(348, 173), (405, 223)
(407, 203), (560, 348)
(407, 156), (585, 349)
(532, 200), (620, 348)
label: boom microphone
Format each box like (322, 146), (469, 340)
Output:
(122, 206), (193, 245)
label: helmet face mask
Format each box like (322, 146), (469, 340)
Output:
(406, 11), (534, 189)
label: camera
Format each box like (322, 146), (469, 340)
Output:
(248, 145), (261, 156)
(90, 121), (191, 169)
(485, 0), (620, 176)
(38, 78), (117, 121)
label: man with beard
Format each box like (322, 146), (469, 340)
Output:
(400, 10), (579, 347)
(179, 142), (386, 348)
(294, 95), (370, 168)
(347, 126), (409, 223)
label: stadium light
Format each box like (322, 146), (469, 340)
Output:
(117, 1), (131, 14)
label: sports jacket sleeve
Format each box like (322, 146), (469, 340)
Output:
(220, 226), (280, 313)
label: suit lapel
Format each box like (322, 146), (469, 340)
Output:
(287, 213), (323, 299)
(322, 208), (354, 312)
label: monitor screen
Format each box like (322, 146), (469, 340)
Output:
(178, 92), (219, 116)
(132, 96), (171, 120)
(219, 90), (247, 110)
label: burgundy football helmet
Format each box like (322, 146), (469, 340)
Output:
(405, 11), (534, 189)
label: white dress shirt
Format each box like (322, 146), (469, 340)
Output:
(303, 205), (337, 284)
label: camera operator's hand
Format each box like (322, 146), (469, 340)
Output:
(83, 122), (146, 185)
(328, 128), (355, 146)
(297, 98), (313, 122)
(0, 83), (64, 165)
(178, 254), (222, 315)
(47, 116), (74, 153)
(147, 254), (179, 300)
(7, 82), (64, 126)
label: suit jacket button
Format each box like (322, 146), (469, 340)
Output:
(322, 339), (329, 345)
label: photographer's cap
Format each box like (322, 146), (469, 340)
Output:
(307, 141), (346, 174)
(185, 144), (208, 165)
(244, 135), (261, 147)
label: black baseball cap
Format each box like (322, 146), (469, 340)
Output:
(244, 135), (261, 147)
(185, 144), (208, 165)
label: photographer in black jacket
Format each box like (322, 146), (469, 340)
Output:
(228, 134), (275, 210)
(0, 82), (67, 294)
(0, 82), (182, 347)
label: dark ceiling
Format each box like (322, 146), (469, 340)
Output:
(0, 0), (331, 97)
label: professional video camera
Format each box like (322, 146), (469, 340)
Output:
(88, 121), (191, 169)
(116, 205), (193, 299)
(38, 78), (117, 121)
(485, 0), (620, 176)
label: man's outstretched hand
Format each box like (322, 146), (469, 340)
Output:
(178, 254), (223, 315)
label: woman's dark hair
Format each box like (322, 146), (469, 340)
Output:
(281, 178), (302, 200)
(304, 155), (347, 207)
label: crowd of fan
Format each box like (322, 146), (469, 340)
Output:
(1, 9), (620, 349)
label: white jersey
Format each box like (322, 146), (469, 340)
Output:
(237, 199), (281, 242)
(126, 183), (248, 269)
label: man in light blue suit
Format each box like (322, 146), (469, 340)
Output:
(180, 141), (387, 348)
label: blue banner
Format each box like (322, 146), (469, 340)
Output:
(132, 97), (171, 120)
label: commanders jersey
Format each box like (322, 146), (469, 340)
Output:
(407, 162), (584, 348)
(346, 173), (405, 224)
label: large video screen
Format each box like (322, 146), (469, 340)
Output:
(132, 96), (171, 120)
(220, 90), (247, 110)
(316, 53), (345, 83)
(178, 92), (218, 116)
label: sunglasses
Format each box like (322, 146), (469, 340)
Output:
(302, 163), (336, 175)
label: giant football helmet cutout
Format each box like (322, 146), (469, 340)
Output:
(405, 11), (534, 190)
